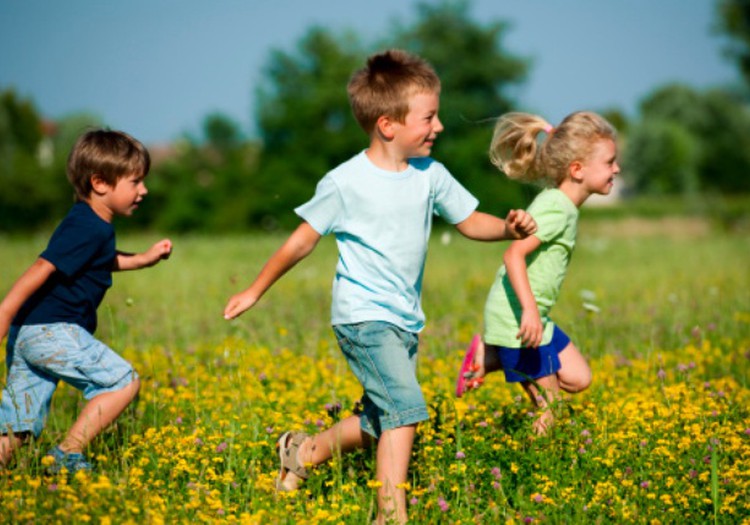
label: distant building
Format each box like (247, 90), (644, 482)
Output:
(147, 143), (180, 166)
(585, 179), (624, 207)
(37, 120), (58, 168)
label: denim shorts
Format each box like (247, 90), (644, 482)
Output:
(489, 325), (571, 383)
(333, 321), (429, 438)
(0, 323), (138, 437)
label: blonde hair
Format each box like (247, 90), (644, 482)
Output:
(67, 129), (150, 201)
(489, 111), (616, 186)
(347, 49), (441, 134)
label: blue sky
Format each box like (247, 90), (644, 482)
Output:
(0, 0), (739, 144)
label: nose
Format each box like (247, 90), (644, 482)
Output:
(139, 181), (148, 196)
(434, 115), (444, 134)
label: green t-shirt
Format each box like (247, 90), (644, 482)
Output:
(483, 188), (579, 348)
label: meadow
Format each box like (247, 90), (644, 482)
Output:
(0, 215), (749, 524)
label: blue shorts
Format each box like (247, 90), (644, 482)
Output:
(0, 323), (138, 437)
(333, 321), (428, 438)
(489, 325), (571, 383)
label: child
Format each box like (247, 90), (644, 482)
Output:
(0, 129), (172, 472)
(455, 111), (619, 435)
(224, 49), (536, 524)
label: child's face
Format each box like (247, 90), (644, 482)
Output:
(580, 138), (619, 196)
(391, 90), (444, 158)
(105, 172), (148, 217)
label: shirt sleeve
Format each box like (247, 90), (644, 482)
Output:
(294, 175), (344, 235)
(528, 193), (568, 243)
(430, 162), (479, 224)
(41, 215), (110, 277)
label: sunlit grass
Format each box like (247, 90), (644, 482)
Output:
(1, 218), (748, 523)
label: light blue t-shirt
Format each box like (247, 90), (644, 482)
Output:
(295, 151), (478, 333)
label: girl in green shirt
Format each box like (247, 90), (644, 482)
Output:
(456, 111), (619, 434)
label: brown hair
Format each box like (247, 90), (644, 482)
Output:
(489, 111), (616, 186)
(347, 49), (441, 134)
(67, 129), (150, 201)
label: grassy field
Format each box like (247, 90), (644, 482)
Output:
(0, 216), (749, 524)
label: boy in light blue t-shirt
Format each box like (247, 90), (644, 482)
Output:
(224, 49), (536, 524)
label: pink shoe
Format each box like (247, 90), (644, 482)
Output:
(455, 334), (482, 397)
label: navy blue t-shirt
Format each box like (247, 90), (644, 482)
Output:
(13, 202), (115, 334)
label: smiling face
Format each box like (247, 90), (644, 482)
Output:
(579, 138), (620, 196)
(391, 90), (444, 159)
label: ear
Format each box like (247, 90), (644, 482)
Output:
(568, 161), (585, 183)
(90, 174), (111, 195)
(375, 114), (396, 140)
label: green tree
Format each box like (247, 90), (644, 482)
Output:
(624, 83), (750, 194)
(0, 89), (60, 231)
(253, 27), (365, 228)
(0, 90), (42, 155)
(717, 0), (750, 87)
(148, 113), (261, 232)
(0, 93), (109, 232)
(624, 119), (700, 195)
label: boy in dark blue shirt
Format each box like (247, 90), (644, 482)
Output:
(0, 130), (172, 472)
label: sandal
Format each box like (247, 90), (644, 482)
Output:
(276, 431), (310, 491)
(455, 334), (484, 397)
(45, 446), (93, 474)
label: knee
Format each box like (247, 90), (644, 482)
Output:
(561, 368), (592, 393)
(126, 376), (141, 401)
(579, 370), (592, 391)
(571, 369), (592, 393)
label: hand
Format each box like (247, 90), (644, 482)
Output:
(517, 308), (543, 348)
(224, 291), (258, 320)
(505, 210), (537, 239)
(144, 239), (173, 267)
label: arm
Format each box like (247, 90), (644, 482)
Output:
(0, 258), (56, 341)
(114, 239), (173, 271)
(503, 235), (545, 348)
(454, 210), (537, 241)
(224, 221), (321, 320)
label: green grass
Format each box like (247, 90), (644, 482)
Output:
(0, 216), (749, 523)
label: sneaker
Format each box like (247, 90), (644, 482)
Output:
(45, 446), (92, 474)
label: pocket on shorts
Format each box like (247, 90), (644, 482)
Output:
(15, 325), (68, 369)
(74, 344), (127, 388)
(57, 324), (132, 389)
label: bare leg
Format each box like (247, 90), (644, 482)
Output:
(303, 415), (374, 464)
(0, 433), (28, 466)
(520, 343), (590, 435)
(281, 415), (374, 490)
(480, 341), (503, 375)
(59, 377), (140, 453)
(521, 374), (560, 435)
(285, 418), (415, 523)
(374, 424), (416, 525)
(463, 340), (503, 391)
(556, 343), (592, 393)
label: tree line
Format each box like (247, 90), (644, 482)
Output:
(2, 0), (749, 233)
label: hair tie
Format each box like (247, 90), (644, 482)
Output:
(543, 124), (554, 134)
